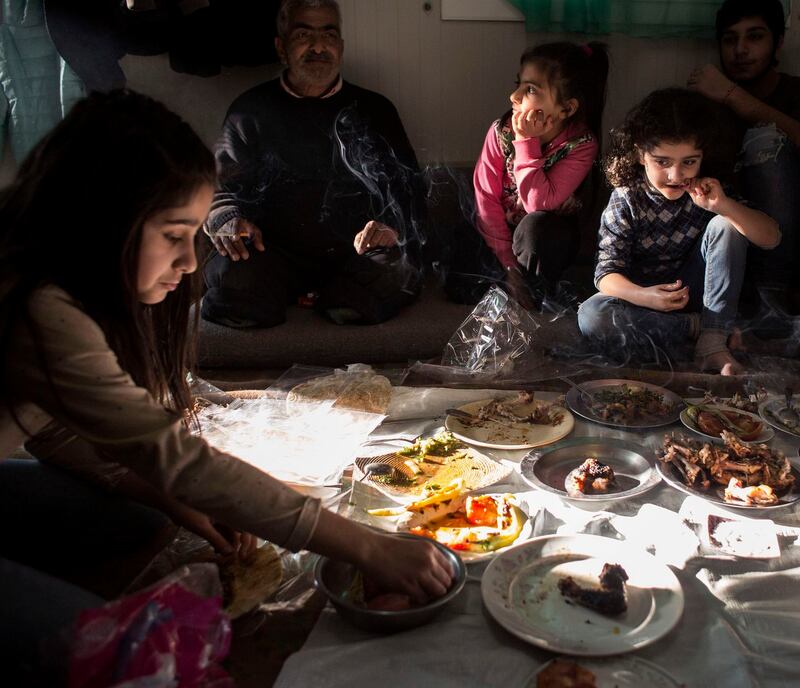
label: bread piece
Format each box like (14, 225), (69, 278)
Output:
(287, 373), (391, 414)
(220, 544), (282, 619)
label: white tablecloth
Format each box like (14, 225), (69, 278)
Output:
(275, 388), (800, 688)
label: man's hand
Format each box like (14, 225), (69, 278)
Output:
(685, 177), (728, 213)
(209, 218), (265, 261)
(640, 280), (690, 312)
(687, 64), (735, 102)
(511, 108), (555, 141)
(353, 220), (399, 254)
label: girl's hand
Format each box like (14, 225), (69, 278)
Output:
(358, 532), (455, 605)
(511, 108), (555, 141)
(167, 500), (258, 561)
(685, 177), (727, 212)
(640, 280), (689, 312)
(354, 220), (399, 254)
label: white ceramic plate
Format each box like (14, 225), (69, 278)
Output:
(445, 398), (574, 450)
(565, 379), (683, 429)
(481, 534), (684, 656)
(680, 405), (774, 444)
(759, 398), (800, 438)
(395, 486), (535, 565)
(527, 656), (683, 687)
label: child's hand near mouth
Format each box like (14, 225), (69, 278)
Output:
(512, 108), (555, 141)
(685, 177), (728, 212)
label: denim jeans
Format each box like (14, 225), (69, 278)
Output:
(578, 215), (749, 359)
(0, 459), (170, 684)
(739, 123), (800, 289)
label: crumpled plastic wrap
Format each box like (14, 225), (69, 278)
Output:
(190, 366), (397, 487)
(195, 395), (384, 487)
(441, 285), (539, 374)
(124, 528), (327, 650)
(68, 564), (232, 688)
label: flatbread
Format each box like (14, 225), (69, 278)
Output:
(286, 373), (392, 414)
(220, 544), (282, 619)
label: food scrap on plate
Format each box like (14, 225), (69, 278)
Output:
(355, 430), (512, 502)
(684, 404), (765, 441)
(558, 563), (628, 616)
(589, 384), (673, 424)
(462, 391), (564, 427)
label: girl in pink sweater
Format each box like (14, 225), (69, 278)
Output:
(473, 42), (609, 308)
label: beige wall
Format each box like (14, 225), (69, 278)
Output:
(3, 0), (800, 181)
(120, 0), (800, 164)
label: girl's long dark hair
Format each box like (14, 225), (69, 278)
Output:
(605, 88), (738, 188)
(518, 41), (610, 144)
(0, 90), (216, 419)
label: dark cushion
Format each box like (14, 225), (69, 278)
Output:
(196, 280), (473, 368)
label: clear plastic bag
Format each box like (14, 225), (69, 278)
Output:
(68, 564), (233, 688)
(441, 285), (539, 374)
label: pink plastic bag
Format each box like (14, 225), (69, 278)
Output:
(68, 564), (232, 688)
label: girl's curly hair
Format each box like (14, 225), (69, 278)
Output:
(604, 88), (738, 188)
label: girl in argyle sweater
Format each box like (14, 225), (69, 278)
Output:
(578, 88), (780, 374)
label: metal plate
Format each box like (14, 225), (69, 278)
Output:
(519, 437), (660, 502)
(759, 398), (800, 439)
(565, 379), (683, 429)
(656, 460), (800, 511)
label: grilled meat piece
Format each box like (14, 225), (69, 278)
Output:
(558, 563), (628, 616)
(565, 458), (616, 496)
(724, 478), (778, 506)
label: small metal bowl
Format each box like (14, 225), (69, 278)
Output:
(313, 534), (466, 633)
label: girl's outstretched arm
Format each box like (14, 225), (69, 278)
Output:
(307, 509), (455, 604)
(686, 178), (781, 249)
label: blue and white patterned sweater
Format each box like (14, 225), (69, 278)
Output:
(594, 180), (715, 287)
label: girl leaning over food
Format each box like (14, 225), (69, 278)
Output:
(578, 88), (780, 375)
(0, 89), (453, 684)
(473, 41), (609, 309)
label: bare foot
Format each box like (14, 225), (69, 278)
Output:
(700, 349), (745, 375)
(727, 328), (745, 353)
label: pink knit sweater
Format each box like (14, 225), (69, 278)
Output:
(473, 119), (598, 268)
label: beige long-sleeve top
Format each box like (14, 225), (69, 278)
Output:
(1, 286), (321, 551)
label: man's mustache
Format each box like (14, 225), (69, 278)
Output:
(303, 52), (334, 63)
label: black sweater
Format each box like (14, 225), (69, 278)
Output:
(207, 78), (423, 257)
